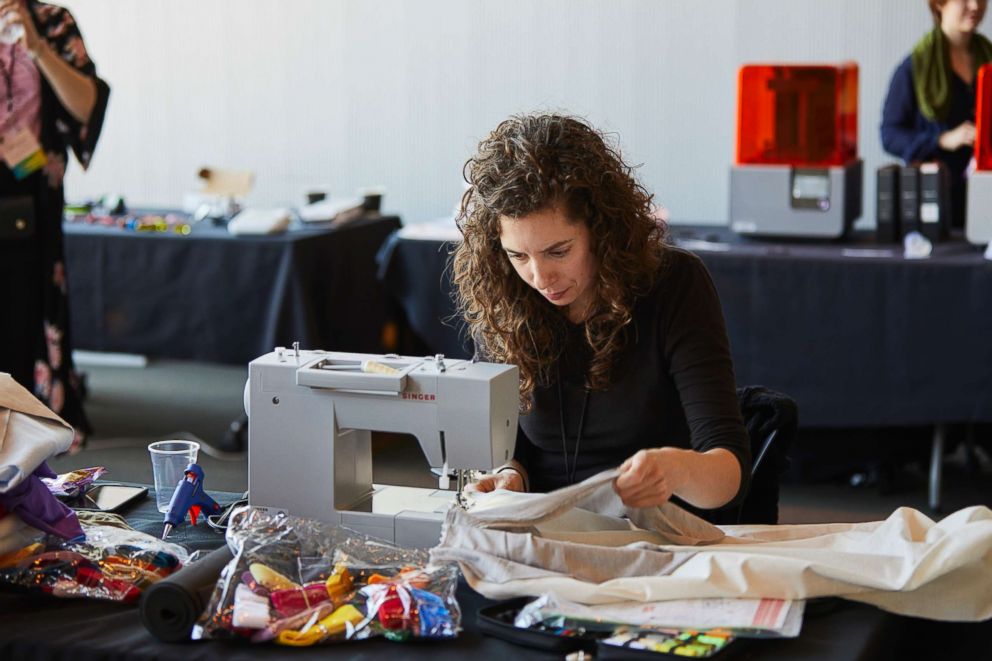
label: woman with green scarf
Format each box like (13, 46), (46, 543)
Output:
(881, 0), (991, 230)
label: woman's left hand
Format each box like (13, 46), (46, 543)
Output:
(0, 0), (43, 55)
(613, 448), (689, 508)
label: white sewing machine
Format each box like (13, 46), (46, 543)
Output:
(245, 347), (519, 548)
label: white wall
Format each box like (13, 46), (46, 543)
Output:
(61, 0), (933, 226)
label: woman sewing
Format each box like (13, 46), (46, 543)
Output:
(454, 113), (749, 512)
(881, 0), (991, 230)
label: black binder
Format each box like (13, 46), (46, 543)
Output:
(918, 162), (950, 242)
(876, 164), (901, 243)
(899, 165), (921, 237)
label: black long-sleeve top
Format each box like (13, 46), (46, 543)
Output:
(514, 247), (750, 509)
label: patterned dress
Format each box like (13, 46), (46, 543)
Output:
(0, 2), (110, 452)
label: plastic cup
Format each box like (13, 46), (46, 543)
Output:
(148, 440), (200, 513)
(0, 16), (23, 46)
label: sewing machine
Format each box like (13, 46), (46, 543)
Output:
(245, 347), (519, 548)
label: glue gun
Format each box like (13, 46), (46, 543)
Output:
(161, 463), (220, 540)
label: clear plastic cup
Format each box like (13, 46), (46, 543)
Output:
(148, 440), (200, 513)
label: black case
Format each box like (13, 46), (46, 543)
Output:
(876, 164), (901, 243)
(899, 165), (920, 237)
(478, 598), (742, 658)
(476, 597), (601, 654)
(918, 162), (950, 242)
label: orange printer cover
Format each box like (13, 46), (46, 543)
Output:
(736, 63), (858, 167)
(976, 63), (992, 171)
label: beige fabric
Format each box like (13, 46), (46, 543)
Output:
(432, 469), (992, 622)
(0, 373), (74, 492)
(0, 373), (73, 429)
(0, 512), (43, 556)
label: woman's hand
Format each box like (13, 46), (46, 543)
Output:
(0, 0), (96, 123)
(939, 121), (976, 151)
(613, 448), (689, 508)
(0, 0), (43, 55)
(464, 468), (525, 494)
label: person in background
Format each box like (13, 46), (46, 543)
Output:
(453, 113), (750, 515)
(881, 0), (991, 230)
(0, 0), (109, 452)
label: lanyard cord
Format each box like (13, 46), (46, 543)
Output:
(556, 362), (590, 486)
(0, 45), (15, 113)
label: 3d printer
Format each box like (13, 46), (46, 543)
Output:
(730, 63), (863, 239)
(966, 63), (992, 246)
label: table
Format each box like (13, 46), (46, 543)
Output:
(378, 223), (992, 428)
(64, 215), (402, 364)
(6, 488), (987, 660)
(377, 223), (992, 509)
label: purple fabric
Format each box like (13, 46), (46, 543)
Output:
(0, 462), (84, 540)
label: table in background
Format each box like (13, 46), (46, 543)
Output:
(5, 487), (978, 661)
(64, 215), (402, 364)
(377, 223), (992, 507)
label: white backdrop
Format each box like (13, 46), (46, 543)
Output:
(61, 0), (933, 225)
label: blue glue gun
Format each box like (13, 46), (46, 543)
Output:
(161, 463), (220, 539)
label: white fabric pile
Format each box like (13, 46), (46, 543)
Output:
(432, 469), (992, 621)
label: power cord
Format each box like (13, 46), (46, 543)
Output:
(205, 491), (249, 532)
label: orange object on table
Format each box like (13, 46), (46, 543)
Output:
(976, 63), (992, 171)
(736, 63), (858, 167)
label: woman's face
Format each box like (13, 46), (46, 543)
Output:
(939, 0), (987, 35)
(499, 204), (598, 323)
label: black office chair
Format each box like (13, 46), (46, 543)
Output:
(702, 386), (798, 525)
(736, 386), (797, 524)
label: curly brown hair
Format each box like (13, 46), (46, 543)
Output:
(451, 113), (667, 410)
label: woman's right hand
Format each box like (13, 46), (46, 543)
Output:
(0, 0), (42, 55)
(464, 469), (525, 493)
(939, 121), (976, 151)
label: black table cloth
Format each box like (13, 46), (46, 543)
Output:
(377, 226), (992, 427)
(64, 215), (402, 364)
(5, 487), (976, 661)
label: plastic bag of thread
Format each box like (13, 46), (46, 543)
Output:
(0, 522), (188, 602)
(193, 506), (461, 645)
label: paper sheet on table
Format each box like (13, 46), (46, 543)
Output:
(539, 595), (805, 638)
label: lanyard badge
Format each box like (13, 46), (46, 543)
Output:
(0, 125), (46, 179)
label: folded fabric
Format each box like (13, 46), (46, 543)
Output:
(0, 462), (83, 540)
(431, 469), (992, 622)
(0, 373), (74, 493)
(454, 470), (725, 546)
